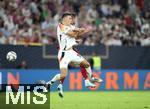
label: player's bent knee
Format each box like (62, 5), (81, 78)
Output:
(60, 75), (66, 79)
(60, 73), (67, 78)
(84, 64), (90, 68)
(80, 60), (90, 68)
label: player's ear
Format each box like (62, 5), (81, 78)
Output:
(59, 18), (62, 22)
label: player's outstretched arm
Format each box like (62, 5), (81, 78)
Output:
(72, 28), (85, 32)
(66, 30), (80, 38)
(76, 27), (92, 38)
(66, 27), (91, 38)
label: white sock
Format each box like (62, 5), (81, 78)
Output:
(46, 74), (60, 84)
(85, 66), (92, 79)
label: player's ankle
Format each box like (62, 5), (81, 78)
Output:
(47, 81), (54, 85)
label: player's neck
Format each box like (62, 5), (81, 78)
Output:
(61, 21), (70, 26)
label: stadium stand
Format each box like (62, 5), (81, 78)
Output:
(0, 0), (149, 46)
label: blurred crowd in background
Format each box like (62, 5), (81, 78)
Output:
(0, 0), (150, 46)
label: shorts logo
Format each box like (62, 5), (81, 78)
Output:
(64, 62), (67, 64)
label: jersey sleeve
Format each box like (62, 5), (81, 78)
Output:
(59, 24), (71, 34)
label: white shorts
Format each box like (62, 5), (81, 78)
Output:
(58, 49), (85, 68)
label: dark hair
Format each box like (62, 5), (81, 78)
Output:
(61, 12), (73, 19)
(61, 12), (76, 19)
(71, 12), (76, 17)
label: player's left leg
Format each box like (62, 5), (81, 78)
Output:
(72, 47), (102, 83)
(71, 50), (96, 87)
(72, 48), (89, 81)
(80, 60), (103, 83)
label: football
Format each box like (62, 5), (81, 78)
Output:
(6, 51), (17, 62)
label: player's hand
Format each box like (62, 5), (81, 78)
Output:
(85, 26), (92, 33)
(79, 28), (86, 32)
(83, 27), (92, 34)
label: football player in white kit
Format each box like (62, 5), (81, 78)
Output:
(46, 13), (102, 98)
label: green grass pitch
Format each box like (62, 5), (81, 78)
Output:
(0, 91), (150, 109)
(50, 91), (150, 109)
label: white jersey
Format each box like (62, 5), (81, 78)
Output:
(57, 23), (77, 50)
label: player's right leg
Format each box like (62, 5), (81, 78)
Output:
(57, 68), (68, 98)
(46, 51), (69, 98)
(46, 68), (68, 98)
